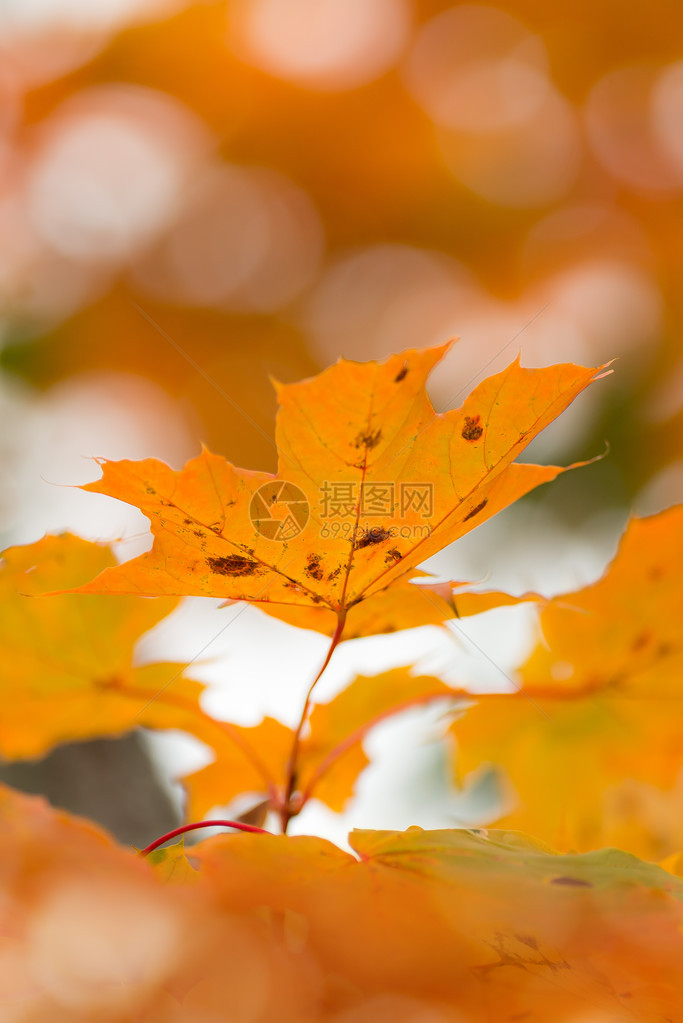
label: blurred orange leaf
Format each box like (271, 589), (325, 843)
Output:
(192, 824), (683, 1021)
(71, 345), (606, 639)
(183, 716), (294, 821)
(253, 569), (543, 638)
(184, 668), (461, 817)
(450, 505), (683, 857)
(6, 784), (683, 1021)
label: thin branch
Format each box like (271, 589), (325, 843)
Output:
(139, 818), (270, 856)
(280, 609), (347, 832)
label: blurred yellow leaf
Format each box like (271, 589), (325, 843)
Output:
(0, 534), (207, 759)
(451, 505), (683, 857)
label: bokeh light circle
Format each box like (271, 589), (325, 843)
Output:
(229, 0), (411, 91)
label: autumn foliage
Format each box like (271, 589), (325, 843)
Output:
(3, 346), (683, 1021)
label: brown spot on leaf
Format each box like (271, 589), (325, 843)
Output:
(354, 428), (382, 450)
(183, 518), (193, 525)
(462, 415), (483, 441)
(385, 548), (402, 563)
(193, 530), (204, 539)
(206, 555), (259, 577)
(145, 486), (156, 495)
(327, 566), (341, 582)
(305, 553), (324, 581)
(94, 675), (119, 690)
(355, 527), (392, 550)
(550, 876), (592, 887)
(631, 630), (652, 652)
(394, 364), (408, 382)
(463, 499), (488, 522)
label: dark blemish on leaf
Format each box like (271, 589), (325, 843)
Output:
(462, 415), (483, 441)
(354, 428), (382, 450)
(311, 594), (323, 604)
(631, 630), (652, 652)
(206, 555), (259, 577)
(183, 518), (193, 525)
(193, 530), (204, 539)
(354, 527), (392, 550)
(305, 553), (324, 581)
(550, 876), (592, 887)
(94, 675), (119, 690)
(210, 523), (223, 534)
(145, 486), (156, 495)
(385, 548), (402, 564)
(515, 935), (538, 951)
(463, 499), (488, 522)
(328, 566), (341, 582)
(394, 364), (408, 382)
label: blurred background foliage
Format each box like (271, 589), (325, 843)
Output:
(1, 0), (681, 509)
(0, 0), (681, 842)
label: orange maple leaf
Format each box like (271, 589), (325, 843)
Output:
(70, 344), (608, 638)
